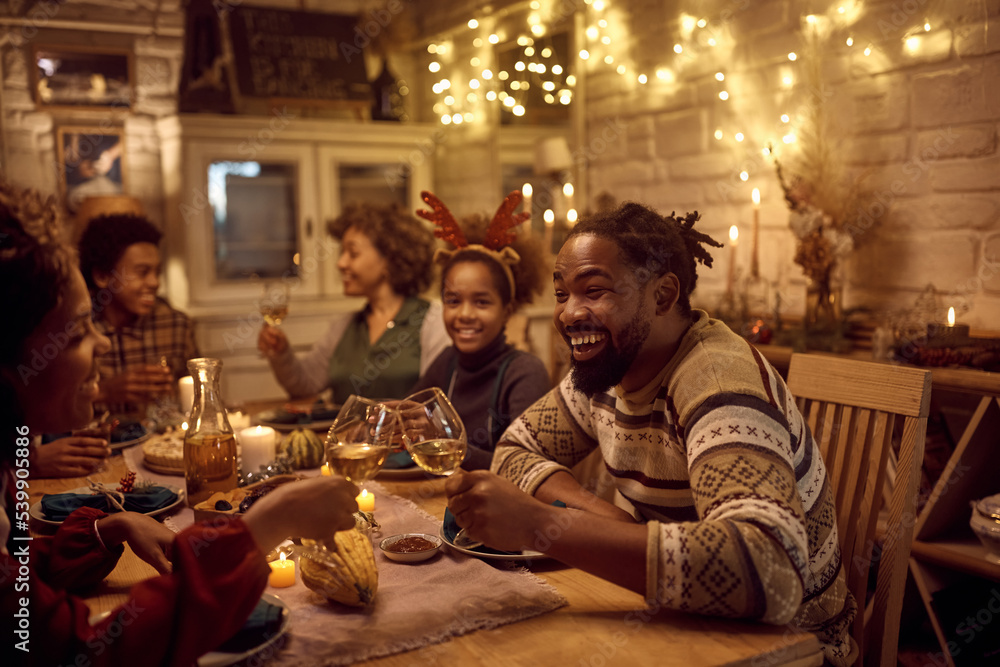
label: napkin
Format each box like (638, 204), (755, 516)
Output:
(212, 597), (285, 654)
(383, 450), (414, 469)
(40, 486), (178, 521)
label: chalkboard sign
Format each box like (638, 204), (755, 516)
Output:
(227, 7), (371, 105)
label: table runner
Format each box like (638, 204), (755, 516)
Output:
(122, 447), (568, 665)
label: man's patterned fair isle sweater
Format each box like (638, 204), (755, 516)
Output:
(492, 310), (858, 666)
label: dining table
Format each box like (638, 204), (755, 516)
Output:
(28, 433), (825, 667)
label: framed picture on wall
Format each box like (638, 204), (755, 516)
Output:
(56, 126), (126, 213)
(32, 45), (133, 110)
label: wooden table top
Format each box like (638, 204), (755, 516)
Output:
(29, 454), (824, 667)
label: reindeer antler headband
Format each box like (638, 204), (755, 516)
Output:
(416, 191), (529, 301)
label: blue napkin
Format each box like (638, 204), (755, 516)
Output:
(213, 597), (285, 653)
(40, 486), (178, 522)
(383, 450), (414, 469)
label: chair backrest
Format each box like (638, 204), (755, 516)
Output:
(786, 353), (931, 667)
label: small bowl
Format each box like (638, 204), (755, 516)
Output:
(379, 533), (442, 563)
(970, 494), (1000, 565)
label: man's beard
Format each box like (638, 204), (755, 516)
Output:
(569, 309), (650, 397)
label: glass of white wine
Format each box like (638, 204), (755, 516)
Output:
(399, 388), (467, 476)
(259, 282), (290, 326)
(398, 389), (480, 548)
(324, 395), (397, 485)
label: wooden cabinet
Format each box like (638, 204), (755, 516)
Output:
(156, 114), (440, 401)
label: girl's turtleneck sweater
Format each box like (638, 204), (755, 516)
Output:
(410, 333), (551, 470)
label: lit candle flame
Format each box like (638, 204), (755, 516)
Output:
(522, 182), (532, 197)
(181, 421), (188, 430)
(947, 307), (955, 327)
(752, 188), (760, 207)
(729, 225), (739, 244)
(544, 209), (555, 226)
(279, 552), (287, 563)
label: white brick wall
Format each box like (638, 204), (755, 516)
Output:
(1, 0), (998, 333)
(569, 1), (1000, 331)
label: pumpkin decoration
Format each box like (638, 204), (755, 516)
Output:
(299, 528), (378, 606)
(278, 428), (324, 469)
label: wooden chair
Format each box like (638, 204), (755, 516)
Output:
(786, 353), (932, 667)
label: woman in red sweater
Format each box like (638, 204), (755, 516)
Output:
(0, 181), (359, 666)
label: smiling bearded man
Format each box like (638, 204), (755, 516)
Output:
(444, 202), (859, 667)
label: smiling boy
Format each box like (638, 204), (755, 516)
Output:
(78, 213), (198, 415)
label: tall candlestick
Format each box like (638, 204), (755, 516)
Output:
(751, 188), (760, 279)
(521, 182), (533, 236)
(240, 425), (277, 475)
(562, 182), (575, 213)
(543, 209), (555, 254)
(727, 225), (739, 295)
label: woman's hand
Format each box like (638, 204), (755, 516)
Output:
(257, 324), (290, 357)
(243, 476), (359, 553)
(96, 512), (175, 574)
(32, 436), (110, 478)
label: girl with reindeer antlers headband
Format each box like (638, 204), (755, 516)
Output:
(409, 191), (551, 471)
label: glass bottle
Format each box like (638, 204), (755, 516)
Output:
(184, 358), (238, 507)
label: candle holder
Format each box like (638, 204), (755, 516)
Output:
(925, 322), (971, 349)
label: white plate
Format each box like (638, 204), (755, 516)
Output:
(376, 465), (427, 479)
(87, 592), (289, 667)
(438, 526), (547, 561)
(111, 431), (152, 451)
(30, 483), (184, 526)
(198, 592), (290, 667)
(257, 418), (336, 434)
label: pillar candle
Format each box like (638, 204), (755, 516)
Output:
(268, 553), (295, 587)
(240, 425), (277, 475)
(356, 489), (375, 512)
(178, 376), (194, 417)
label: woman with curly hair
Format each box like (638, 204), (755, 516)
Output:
(0, 180), (360, 665)
(409, 192), (551, 470)
(259, 202), (449, 401)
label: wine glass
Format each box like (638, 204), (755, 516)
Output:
(324, 395), (397, 485)
(398, 388), (467, 476)
(398, 389), (479, 547)
(259, 282), (290, 326)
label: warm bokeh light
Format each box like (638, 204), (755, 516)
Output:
(752, 188), (761, 206)
(948, 307), (956, 327)
(729, 225), (739, 243)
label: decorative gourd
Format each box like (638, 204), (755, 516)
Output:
(278, 428), (324, 469)
(299, 528), (378, 606)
